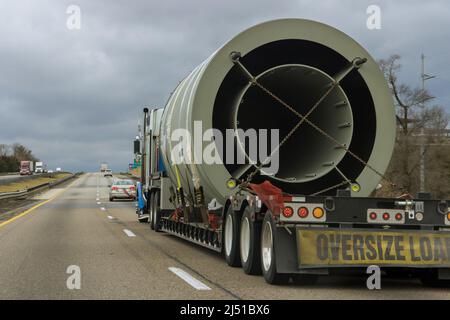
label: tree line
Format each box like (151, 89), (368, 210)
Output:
(376, 55), (450, 199)
(0, 143), (39, 173)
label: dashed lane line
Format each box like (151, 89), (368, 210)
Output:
(168, 267), (212, 291)
(123, 229), (136, 237)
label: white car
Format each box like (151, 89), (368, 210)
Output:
(104, 169), (113, 177)
(109, 179), (136, 201)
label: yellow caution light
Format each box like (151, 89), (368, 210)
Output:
(447, 212), (450, 221)
(226, 178), (237, 189)
(312, 207), (325, 219)
(351, 183), (361, 193)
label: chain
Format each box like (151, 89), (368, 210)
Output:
(244, 79), (338, 184)
(231, 54), (398, 194)
(310, 181), (350, 196)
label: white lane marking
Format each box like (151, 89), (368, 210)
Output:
(123, 229), (136, 237)
(100, 207), (106, 211)
(168, 267), (211, 291)
(107, 215), (114, 220)
(97, 202), (101, 205)
(96, 198), (100, 201)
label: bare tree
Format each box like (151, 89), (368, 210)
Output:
(379, 55), (433, 135)
(376, 55), (450, 198)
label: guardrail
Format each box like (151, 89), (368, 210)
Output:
(0, 190), (28, 200)
(0, 174), (78, 201)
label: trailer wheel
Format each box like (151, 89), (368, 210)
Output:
(261, 212), (289, 285)
(420, 269), (450, 288)
(240, 206), (261, 275)
(153, 190), (162, 232)
(138, 210), (148, 223)
(149, 192), (155, 230)
(224, 206), (241, 267)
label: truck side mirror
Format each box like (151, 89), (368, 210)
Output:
(134, 139), (141, 154)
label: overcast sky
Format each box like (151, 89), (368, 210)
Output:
(0, 0), (449, 172)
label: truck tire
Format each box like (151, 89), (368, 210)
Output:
(153, 190), (162, 232)
(224, 206), (241, 267)
(149, 192), (155, 230)
(138, 212), (148, 223)
(261, 212), (289, 285)
(239, 206), (262, 275)
(420, 269), (450, 288)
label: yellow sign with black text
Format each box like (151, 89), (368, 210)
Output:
(297, 229), (450, 267)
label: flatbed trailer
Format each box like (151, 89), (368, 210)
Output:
(137, 108), (450, 286)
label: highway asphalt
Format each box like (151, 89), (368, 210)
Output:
(0, 172), (449, 300)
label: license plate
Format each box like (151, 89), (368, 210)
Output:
(297, 228), (450, 267)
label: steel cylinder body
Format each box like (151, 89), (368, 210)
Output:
(160, 19), (396, 205)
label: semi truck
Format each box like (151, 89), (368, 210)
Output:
(135, 19), (450, 286)
(35, 161), (47, 173)
(19, 161), (34, 175)
(100, 162), (108, 173)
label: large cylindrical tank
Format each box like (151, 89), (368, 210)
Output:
(160, 19), (395, 206)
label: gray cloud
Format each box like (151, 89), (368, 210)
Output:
(0, 0), (449, 172)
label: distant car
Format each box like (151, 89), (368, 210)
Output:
(104, 169), (113, 177)
(109, 179), (136, 201)
(48, 170), (54, 173)
(56, 167), (62, 172)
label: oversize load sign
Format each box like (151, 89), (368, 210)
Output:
(297, 229), (450, 267)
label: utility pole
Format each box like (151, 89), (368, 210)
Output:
(419, 54), (436, 193)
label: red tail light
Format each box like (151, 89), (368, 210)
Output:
(282, 206), (294, 218)
(369, 212), (377, 220)
(395, 213), (403, 221)
(111, 186), (118, 191)
(130, 186), (135, 191)
(298, 207), (309, 218)
(382, 212), (390, 221)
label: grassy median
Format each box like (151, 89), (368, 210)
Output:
(0, 173), (72, 193)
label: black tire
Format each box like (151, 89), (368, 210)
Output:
(420, 269), (450, 288)
(223, 206), (241, 267)
(239, 206), (261, 275)
(138, 214), (148, 223)
(291, 274), (318, 286)
(260, 212), (289, 285)
(149, 192), (155, 230)
(153, 190), (162, 232)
